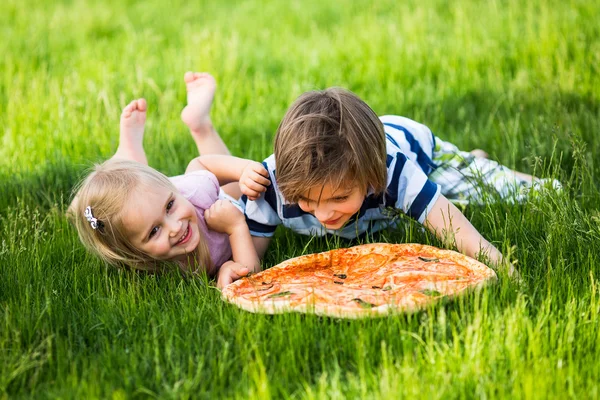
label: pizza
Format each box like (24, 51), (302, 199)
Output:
(222, 243), (497, 319)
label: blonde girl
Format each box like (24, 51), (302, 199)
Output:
(71, 73), (270, 288)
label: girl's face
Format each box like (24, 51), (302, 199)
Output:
(297, 182), (366, 230)
(121, 184), (201, 263)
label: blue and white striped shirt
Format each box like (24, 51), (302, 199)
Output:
(242, 115), (441, 239)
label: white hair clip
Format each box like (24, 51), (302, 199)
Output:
(84, 206), (99, 230)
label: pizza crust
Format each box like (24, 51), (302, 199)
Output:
(222, 243), (497, 319)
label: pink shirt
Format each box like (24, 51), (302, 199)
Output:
(170, 171), (232, 274)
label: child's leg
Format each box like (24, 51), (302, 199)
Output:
(469, 148), (535, 184)
(68, 99), (149, 216)
(470, 149), (489, 159)
(180, 72), (242, 199)
(467, 149), (534, 183)
(114, 98), (149, 165)
(429, 138), (555, 205)
(512, 170), (534, 184)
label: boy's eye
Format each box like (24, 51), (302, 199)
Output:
(166, 199), (174, 211)
(149, 226), (159, 238)
(332, 196), (348, 202)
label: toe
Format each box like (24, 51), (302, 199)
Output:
(195, 72), (215, 83)
(122, 101), (135, 116)
(196, 72), (216, 86)
(184, 71), (194, 83)
(136, 98), (147, 112)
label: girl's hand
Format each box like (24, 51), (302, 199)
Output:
(217, 261), (249, 289)
(204, 200), (245, 235)
(240, 161), (270, 201)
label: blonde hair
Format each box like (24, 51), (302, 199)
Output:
(274, 87), (387, 203)
(71, 159), (213, 274)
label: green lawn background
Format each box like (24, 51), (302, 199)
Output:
(1, 0), (600, 398)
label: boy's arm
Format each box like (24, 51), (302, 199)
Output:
(423, 195), (514, 274)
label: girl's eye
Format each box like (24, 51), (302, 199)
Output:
(166, 199), (174, 211)
(149, 226), (159, 238)
(332, 196), (348, 202)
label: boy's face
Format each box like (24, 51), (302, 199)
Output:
(297, 183), (365, 230)
(122, 184), (202, 264)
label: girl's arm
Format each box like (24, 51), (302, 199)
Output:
(423, 195), (517, 276)
(186, 155), (270, 200)
(216, 261), (251, 289)
(204, 199), (261, 287)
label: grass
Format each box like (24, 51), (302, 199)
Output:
(1, 0), (599, 398)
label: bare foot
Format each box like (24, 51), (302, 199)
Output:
(181, 72), (217, 134)
(115, 98), (148, 164)
(470, 149), (489, 159)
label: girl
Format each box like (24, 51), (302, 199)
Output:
(71, 72), (269, 288)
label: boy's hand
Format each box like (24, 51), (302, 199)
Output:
(217, 261), (249, 289)
(508, 264), (523, 285)
(205, 200), (245, 235)
(497, 246), (524, 286)
(240, 161), (270, 201)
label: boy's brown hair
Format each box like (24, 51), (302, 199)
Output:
(274, 87), (387, 202)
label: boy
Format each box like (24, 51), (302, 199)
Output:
(241, 88), (556, 276)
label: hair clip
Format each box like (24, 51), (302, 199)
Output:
(84, 206), (99, 230)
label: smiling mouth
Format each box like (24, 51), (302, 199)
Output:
(323, 217), (342, 226)
(176, 225), (191, 245)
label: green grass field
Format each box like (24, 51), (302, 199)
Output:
(1, 0), (600, 398)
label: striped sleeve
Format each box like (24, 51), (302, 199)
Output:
(385, 152), (441, 223)
(380, 116), (437, 175)
(242, 163), (282, 237)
